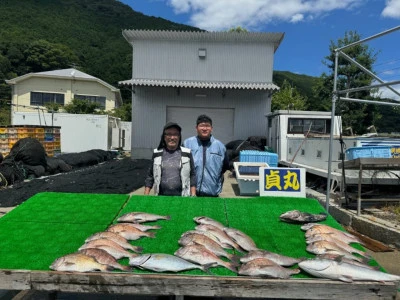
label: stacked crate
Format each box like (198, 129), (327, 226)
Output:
(0, 126), (61, 157)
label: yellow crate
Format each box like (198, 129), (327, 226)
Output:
(8, 138), (18, 144)
(0, 128), (7, 134)
(1, 152), (9, 157)
(8, 142), (16, 149)
(17, 133), (30, 139)
(0, 139), (8, 145)
(54, 141), (61, 148)
(17, 128), (29, 133)
(35, 128), (45, 134)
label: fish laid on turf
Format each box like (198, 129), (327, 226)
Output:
(238, 258), (300, 279)
(178, 232), (239, 262)
(79, 248), (132, 271)
(85, 231), (143, 253)
(279, 210), (327, 224)
(174, 244), (238, 273)
(118, 223), (161, 231)
(79, 239), (138, 260)
(317, 253), (380, 270)
(306, 241), (367, 263)
(304, 224), (364, 245)
(50, 253), (113, 272)
(107, 223), (156, 240)
(193, 216), (226, 231)
(223, 227), (259, 252)
(240, 250), (304, 267)
(299, 258), (400, 283)
(195, 224), (242, 251)
(306, 233), (369, 257)
(117, 212), (171, 223)
(129, 253), (209, 273)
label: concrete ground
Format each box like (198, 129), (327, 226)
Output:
(1, 171), (399, 299)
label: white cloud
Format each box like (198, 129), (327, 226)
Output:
(167, 0), (363, 30)
(382, 0), (400, 18)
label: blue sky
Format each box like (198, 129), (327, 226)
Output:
(120, 0), (400, 98)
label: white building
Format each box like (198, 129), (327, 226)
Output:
(6, 68), (122, 120)
(119, 30), (284, 158)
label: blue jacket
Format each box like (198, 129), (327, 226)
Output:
(184, 135), (228, 196)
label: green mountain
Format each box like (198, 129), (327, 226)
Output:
(0, 0), (318, 124)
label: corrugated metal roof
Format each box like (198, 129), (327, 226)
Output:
(118, 78), (279, 91)
(122, 30), (284, 52)
(37, 68), (95, 79)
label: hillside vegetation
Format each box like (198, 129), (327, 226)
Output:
(0, 0), (316, 125)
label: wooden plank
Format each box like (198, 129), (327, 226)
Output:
(344, 226), (395, 252)
(29, 271), (399, 300)
(0, 270), (31, 290)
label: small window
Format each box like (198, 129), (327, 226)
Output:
(301, 149), (305, 156)
(198, 48), (206, 58)
(288, 118), (331, 134)
(288, 147), (292, 154)
(316, 150), (322, 158)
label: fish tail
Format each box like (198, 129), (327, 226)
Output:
(223, 261), (238, 273)
(228, 254), (241, 265)
(201, 263), (215, 275)
(104, 265), (114, 272)
(146, 232), (157, 238)
(152, 225), (162, 229)
(164, 215), (171, 220)
(132, 245), (143, 253)
(119, 264), (133, 272)
(290, 268), (301, 275)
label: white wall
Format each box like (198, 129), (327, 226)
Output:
(12, 112), (121, 153)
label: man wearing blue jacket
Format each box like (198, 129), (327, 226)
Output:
(183, 115), (229, 197)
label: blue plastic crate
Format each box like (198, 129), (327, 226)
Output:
(239, 150), (278, 167)
(345, 146), (391, 160)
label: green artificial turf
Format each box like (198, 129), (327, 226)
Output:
(0, 192), (380, 277)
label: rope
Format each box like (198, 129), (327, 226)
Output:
(0, 172), (7, 189)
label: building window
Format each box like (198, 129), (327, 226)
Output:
(288, 118), (331, 134)
(31, 92), (65, 106)
(75, 94), (106, 109)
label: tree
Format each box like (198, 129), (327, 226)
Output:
(272, 79), (307, 111)
(228, 26), (248, 32)
(110, 102), (132, 121)
(313, 31), (379, 134)
(63, 99), (100, 114)
(24, 40), (79, 73)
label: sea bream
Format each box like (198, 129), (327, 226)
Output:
(240, 250), (304, 267)
(79, 239), (138, 260)
(174, 244), (238, 273)
(107, 223), (156, 240)
(299, 258), (400, 283)
(129, 253), (209, 273)
(195, 224), (242, 251)
(193, 216), (226, 231)
(50, 253), (113, 272)
(85, 231), (143, 253)
(223, 227), (259, 252)
(306, 241), (368, 263)
(305, 225), (365, 245)
(178, 232), (239, 262)
(117, 212), (171, 223)
(79, 248), (132, 271)
(238, 258), (300, 279)
(279, 210), (327, 224)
